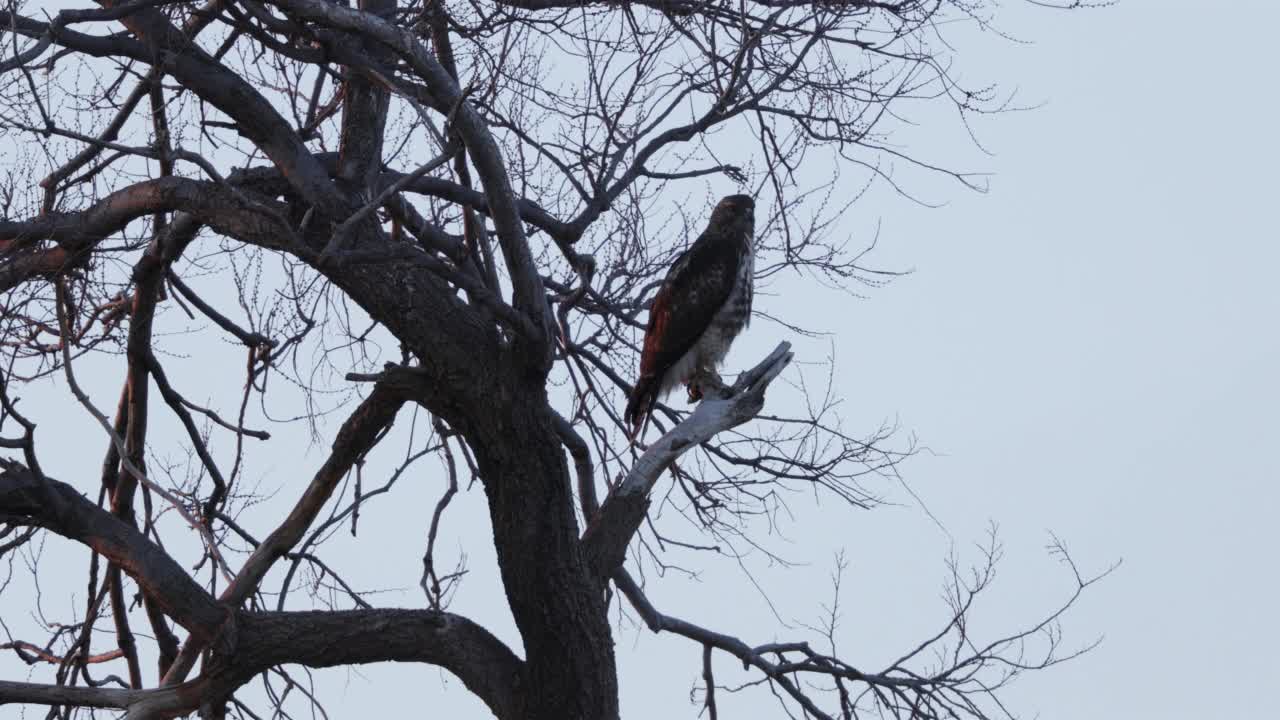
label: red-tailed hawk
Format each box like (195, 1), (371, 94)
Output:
(625, 194), (756, 437)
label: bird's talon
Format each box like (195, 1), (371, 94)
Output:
(687, 383), (704, 404)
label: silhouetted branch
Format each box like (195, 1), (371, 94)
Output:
(583, 342), (793, 576)
(0, 460), (226, 640)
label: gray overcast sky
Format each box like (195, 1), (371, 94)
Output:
(3, 1), (1278, 719)
(809, 2), (1280, 716)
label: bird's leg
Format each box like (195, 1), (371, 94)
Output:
(687, 368), (731, 403)
(703, 370), (731, 399)
(686, 380), (703, 404)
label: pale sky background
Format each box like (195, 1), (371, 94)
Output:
(3, 1), (1279, 719)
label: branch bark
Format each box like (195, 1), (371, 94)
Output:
(581, 342), (794, 577)
(261, 0), (551, 360)
(0, 608), (522, 720)
(1, 176), (292, 293)
(89, 0), (348, 214)
(0, 460), (226, 641)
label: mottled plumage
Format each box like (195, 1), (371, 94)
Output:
(625, 195), (755, 436)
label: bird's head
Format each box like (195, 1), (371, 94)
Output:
(710, 194), (756, 238)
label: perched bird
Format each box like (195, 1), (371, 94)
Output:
(625, 194), (756, 438)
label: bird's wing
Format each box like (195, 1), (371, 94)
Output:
(638, 233), (742, 380)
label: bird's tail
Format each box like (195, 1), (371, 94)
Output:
(625, 373), (659, 441)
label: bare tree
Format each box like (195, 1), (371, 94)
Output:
(0, 1), (1110, 719)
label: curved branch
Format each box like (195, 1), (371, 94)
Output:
(0, 460), (225, 641)
(231, 609), (522, 718)
(262, 0), (551, 358)
(0, 176), (293, 293)
(0, 609), (523, 720)
(0, 6), (344, 213)
(230, 153), (574, 249)
(391, 173), (577, 246)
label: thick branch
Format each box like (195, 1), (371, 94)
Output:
(1, 177), (292, 293)
(1, 609), (522, 720)
(92, 1), (348, 214)
(228, 152), (574, 245)
(391, 173), (577, 246)
(232, 609), (521, 718)
(263, 0), (551, 358)
(0, 680), (141, 710)
(581, 342), (793, 577)
(335, 0), (393, 188)
(0, 460), (225, 641)
(0, 6), (343, 213)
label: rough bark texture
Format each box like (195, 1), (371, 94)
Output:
(466, 388), (619, 720)
(0, 462), (227, 639)
(229, 610), (523, 718)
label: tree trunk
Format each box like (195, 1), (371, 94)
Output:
(470, 384), (619, 720)
(324, 256), (619, 716)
